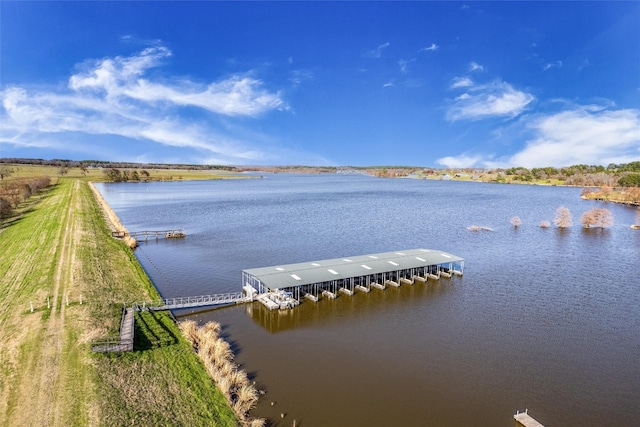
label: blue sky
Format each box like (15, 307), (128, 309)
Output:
(1, 1), (639, 168)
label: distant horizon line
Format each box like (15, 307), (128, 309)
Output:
(2, 157), (638, 171)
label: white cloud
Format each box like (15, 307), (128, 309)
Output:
(437, 105), (640, 168)
(420, 43), (439, 52)
(398, 59), (409, 74)
(437, 154), (484, 168)
(469, 61), (484, 72)
(365, 42), (390, 59)
(447, 80), (534, 121)
(450, 76), (474, 89)
(383, 81), (394, 88)
(543, 60), (563, 71)
(125, 77), (287, 116)
(0, 45), (291, 163)
(509, 107), (640, 167)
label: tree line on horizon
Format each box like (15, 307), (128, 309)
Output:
(1, 158), (639, 187)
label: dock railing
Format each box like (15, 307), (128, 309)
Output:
(132, 292), (252, 311)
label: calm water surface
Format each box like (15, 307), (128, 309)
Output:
(95, 174), (640, 426)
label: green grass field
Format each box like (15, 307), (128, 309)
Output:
(0, 179), (237, 426)
(4, 163), (249, 182)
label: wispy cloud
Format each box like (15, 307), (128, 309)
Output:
(0, 45), (291, 163)
(365, 42), (390, 59)
(469, 61), (484, 72)
(398, 59), (412, 74)
(437, 154), (484, 169)
(450, 76), (474, 89)
(289, 69), (313, 86)
(509, 106), (640, 167)
(577, 59), (591, 72)
(447, 80), (534, 121)
(542, 60), (563, 71)
(420, 43), (439, 52)
(437, 104), (640, 168)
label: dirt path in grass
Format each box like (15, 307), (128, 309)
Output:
(32, 179), (76, 423)
(0, 180), (94, 427)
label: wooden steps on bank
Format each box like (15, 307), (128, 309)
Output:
(92, 307), (135, 353)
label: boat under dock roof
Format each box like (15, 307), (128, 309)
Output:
(242, 248), (464, 291)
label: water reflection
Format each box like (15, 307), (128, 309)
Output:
(244, 278), (455, 333)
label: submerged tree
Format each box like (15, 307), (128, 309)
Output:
(581, 207), (614, 229)
(554, 206), (573, 228)
(510, 216), (522, 227)
(539, 220), (550, 228)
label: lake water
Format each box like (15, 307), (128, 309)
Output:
(95, 174), (640, 426)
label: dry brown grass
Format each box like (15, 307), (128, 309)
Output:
(248, 418), (267, 427)
(87, 182), (137, 248)
(179, 320), (264, 426)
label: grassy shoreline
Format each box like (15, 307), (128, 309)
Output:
(0, 179), (238, 426)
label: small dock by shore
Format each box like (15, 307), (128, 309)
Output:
(514, 410), (545, 427)
(111, 229), (186, 240)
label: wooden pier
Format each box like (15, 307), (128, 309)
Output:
(514, 410), (545, 427)
(111, 229), (186, 240)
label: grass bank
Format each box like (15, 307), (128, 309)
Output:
(0, 179), (237, 426)
(4, 163), (250, 182)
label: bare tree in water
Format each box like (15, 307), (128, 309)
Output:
(510, 216), (522, 227)
(554, 206), (573, 228)
(581, 207), (614, 229)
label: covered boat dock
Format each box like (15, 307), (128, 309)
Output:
(242, 249), (464, 310)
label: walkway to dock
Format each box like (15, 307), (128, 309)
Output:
(92, 293), (252, 353)
(514, 410), (545, 427)
(133, 292), (252, 311)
